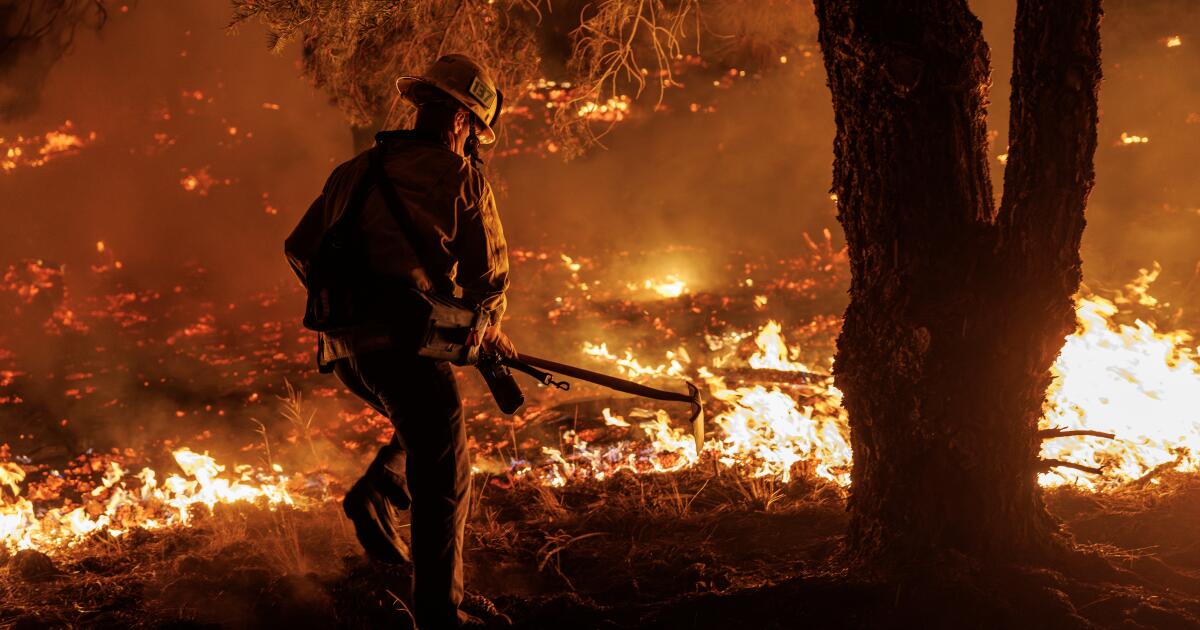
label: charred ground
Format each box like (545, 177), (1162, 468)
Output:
(3, 470), (1200, 628)
(2, 247), (1200, 629)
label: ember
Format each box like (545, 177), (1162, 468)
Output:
(1, 237), (1197, 557)
(3, 0), (1200, 626)
(0, 121), (94, 173)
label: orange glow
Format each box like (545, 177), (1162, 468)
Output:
(1, 449), (295, 552)
(1, 122), (93, 173)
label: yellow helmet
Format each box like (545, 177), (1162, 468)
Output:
(395, 54), (503, 144)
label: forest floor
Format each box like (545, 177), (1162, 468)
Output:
(4, 248), (1200, 628)
(3, 468), (1200, 629)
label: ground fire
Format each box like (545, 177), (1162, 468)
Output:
(2, 0), (1200, 628)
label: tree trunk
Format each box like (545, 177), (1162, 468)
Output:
(812, 0), (1101, 564)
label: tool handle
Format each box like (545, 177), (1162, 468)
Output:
(499, 352), (706, 453)
(510, 353), (695, 404)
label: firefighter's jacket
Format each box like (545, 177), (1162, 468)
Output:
(285, 130), (509, 366)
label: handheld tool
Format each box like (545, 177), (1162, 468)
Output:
(481, 352), (706, 453)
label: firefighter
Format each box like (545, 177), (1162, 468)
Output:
(284, 54), (515, 628)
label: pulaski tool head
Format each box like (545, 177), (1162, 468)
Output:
(686, 381), (705, 454)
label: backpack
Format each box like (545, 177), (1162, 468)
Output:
(301, 144), (486, 366)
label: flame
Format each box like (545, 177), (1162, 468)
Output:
(575, 95), (631, 122)
(582, 342), (688, 378)
(709, 321), (850, 484)
(8, 238), (1197, 556)
(564, 322), (850, 487)
(602, 407), (631, 427)
(563, 271), (1198, 491)
(560, 254), (582, 272)
(178, 166), (234, 195)
(1039, 279), (1200, 488)
(1, 449), (295, 552)
(1, 462), (25, 495)
(627, 275), (689, 298)
(699, 376), (851, 485)
(748, 320), (812, 372)
(640, 410), (701, 472)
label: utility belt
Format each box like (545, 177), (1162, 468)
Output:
(314, 289), (488, 372)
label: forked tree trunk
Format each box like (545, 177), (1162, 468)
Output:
(813, 0), (1101, 563)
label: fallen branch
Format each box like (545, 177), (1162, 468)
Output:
(1038, 458), (1104, 476)
(1037, 427), (1117, 441)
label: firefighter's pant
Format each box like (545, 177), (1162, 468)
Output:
(334, 350), (470, 629)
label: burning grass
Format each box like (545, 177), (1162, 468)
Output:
(0, 448), (298, 552)
(3, 240), (1200, 553)
(0, 461), (850, 627)
(2, 464), (1199, 628)
(2, 240), (1200, 625)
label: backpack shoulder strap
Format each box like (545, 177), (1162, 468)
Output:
(367, 144), (436, 278)
(324, 146), (381, 238)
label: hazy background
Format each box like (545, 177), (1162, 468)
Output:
(0, 0), (1197, 299)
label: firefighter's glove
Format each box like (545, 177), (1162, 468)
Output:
(483, 326), (517, 359)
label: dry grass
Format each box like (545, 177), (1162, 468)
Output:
(5, 468), (1200, 627)
(8, 389), (1195, 628)
(0, 462), (842, 625)
(730, 473), (785, 512)
(279, 378), (320, 466)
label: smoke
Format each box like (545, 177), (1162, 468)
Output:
(0, 1), (108, 121)
(0, 0), (1198, 462)
(3, 0), (1196, 299)
(0, 1), (354, 466)
(500, 0), (1200, 305)
(496, 55), (837, 258)
(975, 0), (1200, 301)
(1082, 0), (1200, 298)
(0, 0), (349, 298)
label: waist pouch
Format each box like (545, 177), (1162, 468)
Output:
(402, 290), (487, 365)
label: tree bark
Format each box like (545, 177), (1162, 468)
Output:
(812, 0), (1101, 564)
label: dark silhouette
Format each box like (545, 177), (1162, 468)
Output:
(284, 55), (515, 628)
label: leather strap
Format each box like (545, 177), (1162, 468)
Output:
(367, 145), (440, 287)
(318, 146), (381, 249)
